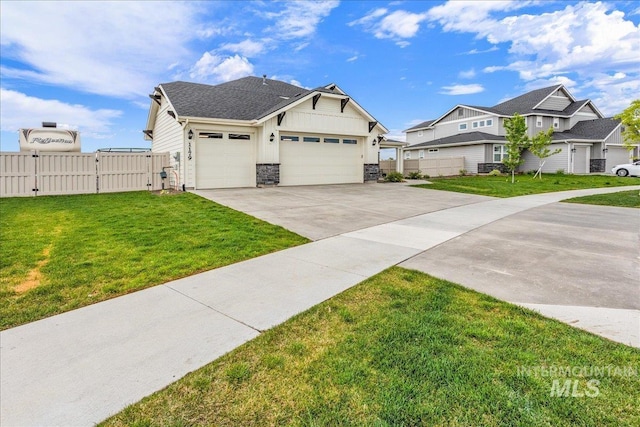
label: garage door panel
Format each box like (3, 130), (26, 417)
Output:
(196, 138), (256, 189)
(606, 147), (632, 171)
(280, 139), (362, 186)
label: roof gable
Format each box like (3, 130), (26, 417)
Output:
(492, 84), (562, 115)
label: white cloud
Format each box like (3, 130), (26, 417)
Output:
(376, 10), (428, 39)
(351, 8), (428, 45)
(464, 46), (499, 55)
(264, 0), (339, 39)
(428, 1), (639, 118)
(0, 88), (121, 134)
(458, 69), (476, 79)
(440, 84), (485, 95)
(348, 8), (388, 27)
(220, 39), (266, 56)
(0, 2), (204, 98)
(189, 53), (254, 83)
(347, 55), (359, 62)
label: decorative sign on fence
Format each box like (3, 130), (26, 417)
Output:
(19, 127), (81, 152)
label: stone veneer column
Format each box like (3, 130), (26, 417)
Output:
(364, 163), (380, 181)
(256, 164), (280, 186)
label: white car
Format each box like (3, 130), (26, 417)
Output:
(612, 161), (640, 177)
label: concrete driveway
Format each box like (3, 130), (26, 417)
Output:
(193, 182), (492, 240)
(195, 183), (640, 346)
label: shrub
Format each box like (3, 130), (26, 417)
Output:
(407, 171), (422, 180)
(488, 169), (502, 176)
(459, 169), (468, 176)
(384, 172), (404, 182)
(422, 174), (430, 179)
(556, 169), (565, 175)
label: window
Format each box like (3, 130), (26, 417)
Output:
(324, 137), (340, 143)
(472, 119), (492, 129)
(493, 145), (507, 162)
(280, 135), (299, 141)
(459, 123), (468, 131)
(428, 148), (439, 153)
(343, 139), (357, 144)
(419, 150), (425, 159)
(536, 116), (542, 127)
(553, 117), (559, 129)
(199, 132), (222, 139)
(404, 151), (411, 160)
(303, 136), (320, 143)
(418, 131), (423, 137)
(229, 134), (250, 140)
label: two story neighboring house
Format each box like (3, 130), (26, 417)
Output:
(404, 85), (635, 174)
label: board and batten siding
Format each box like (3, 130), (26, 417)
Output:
(440, 107), (486, 123)
(277, 96), (380, 164)
(569, 105), (599, 128)
(152, 97), (185, 184)
(521, 144), (567, 173)
(538, 94), (571, 111)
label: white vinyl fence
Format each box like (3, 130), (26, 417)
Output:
(0, 151), (170, 197)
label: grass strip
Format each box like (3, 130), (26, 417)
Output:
(0, 191), (308, 329)
(414, 174), (640, 197)
(562, 190), (640, 208)
(102, 267), (640, 427)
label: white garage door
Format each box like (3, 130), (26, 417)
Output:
(606, 146), (632, 171)
(196, 132), (256, 189)
(279, 135), (363, 186)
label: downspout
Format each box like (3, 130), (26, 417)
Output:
(181, 118), (190, 190)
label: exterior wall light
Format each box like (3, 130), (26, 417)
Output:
(270, 132), (275, 142)
(188, 129), (194, 140)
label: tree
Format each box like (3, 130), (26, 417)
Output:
(503, 113), (530, 183)
(614, 99), (640, 156)
(529, 127), (561, 179)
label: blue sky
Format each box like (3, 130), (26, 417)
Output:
(1, 1), (639, 153)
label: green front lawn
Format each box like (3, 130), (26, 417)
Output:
(0, 192), (308, 329)
(103, 267), (640, 426)
(563, 190), (640, 208)
(414, 174), (640, 197)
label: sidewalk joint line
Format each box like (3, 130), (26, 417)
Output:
(163, 285), (264, 333)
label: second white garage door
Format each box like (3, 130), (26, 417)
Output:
(196, 132), (256, 189)
(279, 135), (363, 186)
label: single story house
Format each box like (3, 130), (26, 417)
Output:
(404, 84), (637, 174)
(144, 76), (387, 189)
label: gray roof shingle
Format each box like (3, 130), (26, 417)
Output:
(492, 84), (562, 115)
(552, 118), (620, 141)
(160, 77), (310, 121)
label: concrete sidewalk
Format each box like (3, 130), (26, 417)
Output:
(1, 186), (638, 426)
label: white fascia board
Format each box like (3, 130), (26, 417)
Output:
(178, 116), (257, 127)
(144, 100), (159, 140)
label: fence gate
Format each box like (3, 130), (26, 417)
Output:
(0, 151), (169, 197)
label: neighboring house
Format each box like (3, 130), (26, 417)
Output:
(404, 85), (637, 174)
(144, 76), (387, 189)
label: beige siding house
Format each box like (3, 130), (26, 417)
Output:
(404, 85), (637, 174)
(145, 76), (387, 189)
